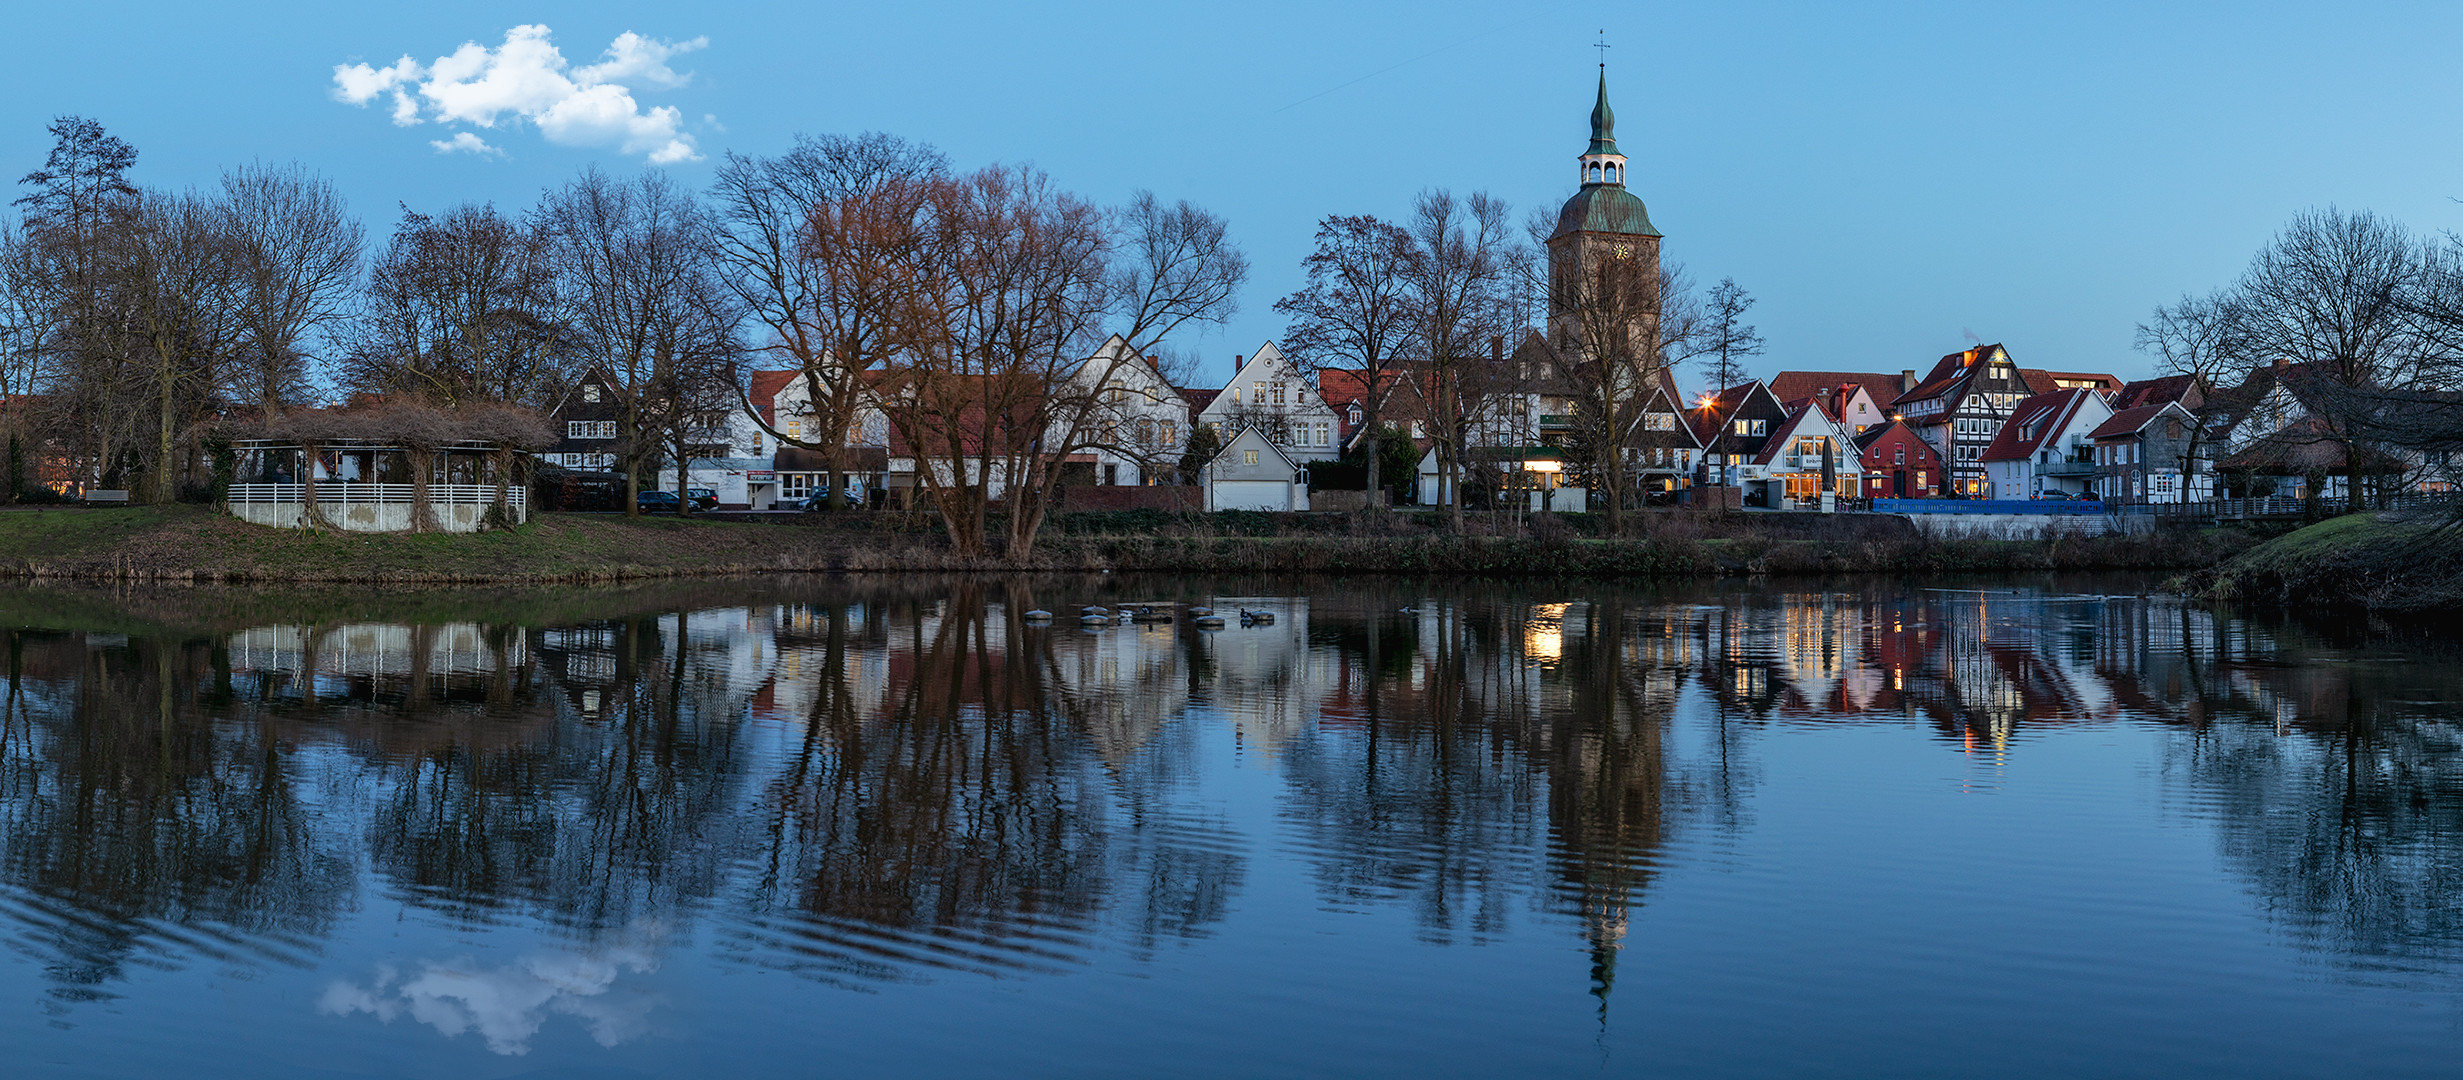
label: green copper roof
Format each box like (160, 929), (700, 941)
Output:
(1551, 184), (1661, 240)
(1585, 69), (1620, 157)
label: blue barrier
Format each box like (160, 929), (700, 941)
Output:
(1872, 499), (2108, 515)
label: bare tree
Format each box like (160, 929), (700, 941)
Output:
(709, 133), (946, 511)
(1276, 215), (1417, 502)
(346, 203), (566, 409)
(540, 168), (743, 517)
(1549, 235), (1691, 532)
(11, 116), (141, 493)
(1399, 189), (1517, 529)
(216, 162), (364, 415)
(1697, 277), (1763, 392)
(880, 165), (1110, 557)
(2134, 291), (2244, 500)
(2220, 208), (2448, 507)
(115, 190), (243, 502)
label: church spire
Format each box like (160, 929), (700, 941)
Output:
(1587, 68), (1619, 158)
(1578, 66), (1628, 187)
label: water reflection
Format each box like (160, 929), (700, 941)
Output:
(2, 575), (2462, 1042)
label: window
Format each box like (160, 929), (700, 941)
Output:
(786, 420), (802, 439)
(1160, 421), (1176, 446)
(1230, 387), (1241, 405)
(1272, 383), (1286, 405)
(581, 385), (601, 403)
(567, 420), (616, 440)
(1894, 445), (1905, 465)
(1315, 421), (1329, 446)
(1242, 449), (1259, 466)
(1254, 381), (1266, 404)
(1645, 413), (1675, 431)
(1917, 470), (1928, 489)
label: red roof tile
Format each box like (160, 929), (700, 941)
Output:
(1979, 389), (2094, 462)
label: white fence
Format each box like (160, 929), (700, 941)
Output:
(228, 483), (525, 509)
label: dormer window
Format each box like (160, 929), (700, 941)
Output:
(1347, 404), (1362, 425)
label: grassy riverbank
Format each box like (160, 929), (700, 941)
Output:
(0, 504), (2265, 584)
(2195, 511), (2463, 614)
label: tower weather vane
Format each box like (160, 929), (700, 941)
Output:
(1595, 30), (1610, 68)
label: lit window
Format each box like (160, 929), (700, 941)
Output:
(581, 385), (601, 403)
(1243, 449), (1259, 466)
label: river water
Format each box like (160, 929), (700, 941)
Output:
(3, 575), (2460, 1078)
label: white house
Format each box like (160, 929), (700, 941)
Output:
(1197, 343), (1342, 463)
(1066, 335), (1195, 486)
(1979, 388), (2110, 499)
(1748, 398), (1863, 508)
(1204, 426), (1309, 511)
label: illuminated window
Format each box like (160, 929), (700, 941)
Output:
(1242, 449), (1259, 465)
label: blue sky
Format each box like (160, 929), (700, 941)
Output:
(7, 1), (2462, 388)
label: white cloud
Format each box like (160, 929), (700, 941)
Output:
(319, 930), (664, 1056)
(332, 25), (706, 163)
(430, 132), (502, 157)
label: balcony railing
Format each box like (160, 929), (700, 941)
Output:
(1537, 414), (1572, 428)
(227, 483), (525, 508)
(2041, 460), (2096, 477)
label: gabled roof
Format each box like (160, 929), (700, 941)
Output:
(1766, 371), (1904, 409)
(1752, 401), (1843, 466)
(1853, 418), (1921, 455)
(1206, 423), (1302, 472)
(2111, 375), (2199, 410)
(2021, 369), (2123, 395)
(1893, 344), (2009, 406)
(748, 370), (799, 425)
(2088, 402), (2192, 440)
(1686, 380), (1788, 450)
(1980, 389), (2096, 462)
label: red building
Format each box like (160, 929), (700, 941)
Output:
(1852, 419), (1942, 498)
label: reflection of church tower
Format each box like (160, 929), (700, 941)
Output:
(1545, 67), (1664, 354)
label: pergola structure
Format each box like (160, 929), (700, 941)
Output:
(218, 401), (552, 533)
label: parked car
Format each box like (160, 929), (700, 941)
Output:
(2036, 491), (2075, 500)
(794, 488), (868, 511)
(683, 487), (720, 511)
(635, 490), (681, 513)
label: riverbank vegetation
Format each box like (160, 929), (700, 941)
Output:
(0, 505), (2265, 584)
(2196, 511), (2463, 614)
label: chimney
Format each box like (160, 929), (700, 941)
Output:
(1901, 369), (1916, 392)
(1490, 335), (1505, 362)
(1962, 348), (1978, 366)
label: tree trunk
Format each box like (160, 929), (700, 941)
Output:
(491, 446), (514, 527)
(299, 443), (322, 529)
(409, 449), (435, 532)
(155, 358), (177, 505)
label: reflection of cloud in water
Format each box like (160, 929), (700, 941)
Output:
(319, 927), (663, 1055)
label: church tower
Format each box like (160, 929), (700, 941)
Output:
(1545, 68), (1663, 356)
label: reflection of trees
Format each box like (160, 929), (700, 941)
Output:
(745, 584), (1118, 982)
(1277, 587), (1730, 1015)
(0, 630), (353, 999)
(368, 611), (750, 929)
(2160, 625), (2463, 971)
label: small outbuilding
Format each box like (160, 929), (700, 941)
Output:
(219, 401), (554, 533)
(1204, 426), (1309, 512)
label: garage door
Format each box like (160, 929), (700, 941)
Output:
(1213, 480), (1292, 511)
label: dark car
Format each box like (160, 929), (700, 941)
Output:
(636, 490), (681, 513)
(794, 487), (868, 511)
(683, 487), (720, 511)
